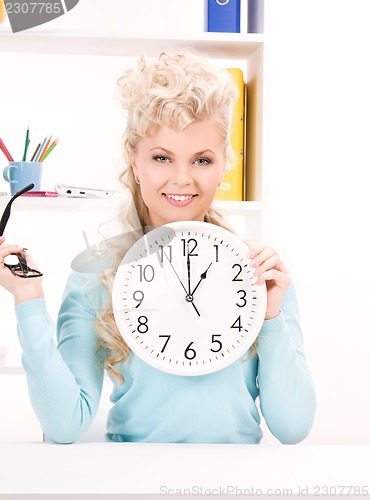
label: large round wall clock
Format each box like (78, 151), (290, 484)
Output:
(112, 221), (267, 376)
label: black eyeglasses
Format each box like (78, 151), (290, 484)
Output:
(0, 183), (43, 279)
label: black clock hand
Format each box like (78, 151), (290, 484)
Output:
(191, 262), (213, 296)
(163, 252), (188, 295)
(187, 250), (191, 295)
(189, 300), (201, 317)
(162, 250), (201, 317)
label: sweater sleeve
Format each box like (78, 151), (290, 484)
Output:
(15, 272), (106, 444)
(256, 282), (316, 444)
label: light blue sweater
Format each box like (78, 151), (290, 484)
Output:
(15, 271), (316, 444)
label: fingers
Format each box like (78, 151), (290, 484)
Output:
(21, 249), (40, 271)
(255, 268), (291, 288)
(0, 244), (25, 267)
(249, 244), (285, 270)
(252, 253), (281, 279)
(245, 241), (291, 319)
(245, 241), (289, 283)
(1, 238), (41, 274)
(0, 237), (26, 270)
(249, 244), (275, 264)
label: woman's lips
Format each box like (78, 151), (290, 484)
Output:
(163, 193), (197, 207)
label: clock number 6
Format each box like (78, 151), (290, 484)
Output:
(184, 342), (196, 360)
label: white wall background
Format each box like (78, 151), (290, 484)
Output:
(1, 0), (370, 445)
(263, 0), (370, 444)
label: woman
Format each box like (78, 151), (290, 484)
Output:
(0, 51), (316, 444)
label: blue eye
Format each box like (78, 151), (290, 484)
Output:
(195, 157), (212, 166)
(153, 155), (170, 163)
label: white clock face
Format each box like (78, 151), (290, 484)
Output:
(112, 221), (266, 376)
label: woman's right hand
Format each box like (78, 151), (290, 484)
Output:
(0, 236), (44, 304)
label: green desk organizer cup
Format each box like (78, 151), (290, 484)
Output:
(3, 161), (43, 196)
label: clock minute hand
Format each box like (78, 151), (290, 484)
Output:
(187, 251), (191, 295)
(162, 250), (201, 318)
(163, 251), (188, 295)
(191, 262), (213, 296)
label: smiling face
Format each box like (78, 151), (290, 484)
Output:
(131, 120), (226, 227)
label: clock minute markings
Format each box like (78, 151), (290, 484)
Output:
(114, 224), (266, 377)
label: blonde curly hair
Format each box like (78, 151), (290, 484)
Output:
(96, 51), (241, 382)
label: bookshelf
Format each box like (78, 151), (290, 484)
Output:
(0, 27), (264, 204)
(0, 28), (265, 376)
(0, 28), (263, 57)
(0, 195), (262, 211)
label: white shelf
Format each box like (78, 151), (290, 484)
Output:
(0, 28), (263, 58)
(0, 195), (126, 211)
(0, 195), (262, 213)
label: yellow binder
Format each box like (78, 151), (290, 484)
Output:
(215, 68), (245, 201)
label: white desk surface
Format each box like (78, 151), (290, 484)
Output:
(0, 443), (369, 495)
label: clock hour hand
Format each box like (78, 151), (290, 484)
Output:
(191, 262), (213, 296)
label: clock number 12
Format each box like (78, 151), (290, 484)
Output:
(181, 238), (198, 256)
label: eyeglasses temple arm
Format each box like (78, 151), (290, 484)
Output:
(0, 183), (34, 237)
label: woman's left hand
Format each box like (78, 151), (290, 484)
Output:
(244, 241), (291, 320)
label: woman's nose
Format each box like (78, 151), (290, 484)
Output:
(171, 164), (192, 186)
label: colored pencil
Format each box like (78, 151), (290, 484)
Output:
(41, 139), (58, 161)
(0, 143), (7, 160)
(0, 141), (8, 160)
(30, 143), (41, 162)
(0, 138), (14, 162)
(38, 136), (52, 162)
(44, 137), (57, 155)
(0, 130), (59, 163)
(34, 137), (47, 162)
(22, 126), (30, 161)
